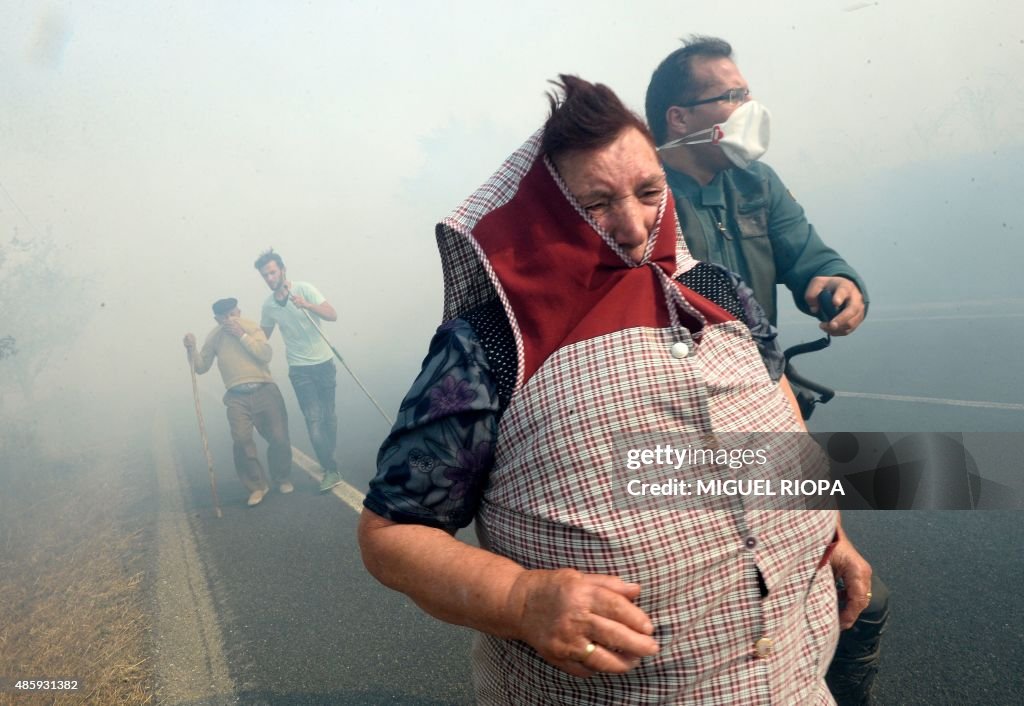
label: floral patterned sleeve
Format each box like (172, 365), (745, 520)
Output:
(364, 318), (502, 531)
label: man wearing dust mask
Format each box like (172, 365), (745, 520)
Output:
(646, 37), (884, 706)
(646, 36), (868, 336)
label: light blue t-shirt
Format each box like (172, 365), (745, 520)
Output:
(260, 281), (334, 367)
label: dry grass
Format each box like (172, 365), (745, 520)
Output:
(0, 446), (154, 705)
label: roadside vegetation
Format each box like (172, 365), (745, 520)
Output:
(0, 426), (153, 705)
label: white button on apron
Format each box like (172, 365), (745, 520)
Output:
(670, 341), (690, 359)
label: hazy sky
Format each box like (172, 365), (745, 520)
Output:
(2, 0), (1021, 447)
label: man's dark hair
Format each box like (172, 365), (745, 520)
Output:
(254, 248), (284, 271)
(644, 36), (733, 145)
(541, 74), (654, 162)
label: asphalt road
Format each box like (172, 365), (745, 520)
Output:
(163, 410), (475, 705)
(840, 510), (1023, 705)
(157, 407), (1023, 705)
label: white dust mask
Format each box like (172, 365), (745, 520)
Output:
(658, 100), (771, 169)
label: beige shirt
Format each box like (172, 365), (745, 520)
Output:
(192, 317), (274, 390)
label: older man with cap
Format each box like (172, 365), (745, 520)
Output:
(184, 298), (293, 507)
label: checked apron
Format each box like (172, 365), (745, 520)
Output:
(436, 131), (838, 705)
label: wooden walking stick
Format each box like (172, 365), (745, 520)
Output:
(187, 346), (222, 518)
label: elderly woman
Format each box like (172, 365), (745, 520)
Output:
(359, 76), (870, 704)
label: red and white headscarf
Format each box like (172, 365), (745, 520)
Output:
(437, 129), (737, 387)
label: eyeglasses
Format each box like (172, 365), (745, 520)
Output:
(677, 87), (750, 108)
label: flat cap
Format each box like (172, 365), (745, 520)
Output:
(212, 297), (238, 316)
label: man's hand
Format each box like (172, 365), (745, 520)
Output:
(183, 333), (196, 350)
(273, 281), (292, 303)
(805, 276), (865, 336)
(221, 319), (244, 338)
(507, 568), (659, 678)
(830, 529), (873, 629)
(289, 292), (311, 310)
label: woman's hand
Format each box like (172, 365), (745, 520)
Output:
(359, 510), (659, 678)
(508, 568), (659, 677)
(831, 519), (873, 629)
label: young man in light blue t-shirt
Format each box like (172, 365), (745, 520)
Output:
(255, 249), (343, 493)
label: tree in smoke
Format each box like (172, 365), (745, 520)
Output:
(0, 335), (15, 360)
(0, 229), (92, 405)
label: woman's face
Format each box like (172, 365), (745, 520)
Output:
(553, 127), (666, 264)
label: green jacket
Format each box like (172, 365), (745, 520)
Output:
(665, 161), (868, 325)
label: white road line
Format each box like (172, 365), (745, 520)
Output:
(849, 313), (1024, 324)
(836, 391), (1024, 411)
(291, 446), (366, 513)
(779, 313), (1024, 326)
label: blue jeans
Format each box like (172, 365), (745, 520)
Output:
(288, 360), (338, 473)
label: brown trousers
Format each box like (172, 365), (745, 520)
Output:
(224, 383), (292, 492)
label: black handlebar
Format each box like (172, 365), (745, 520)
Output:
(782, 334), (835, 420)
